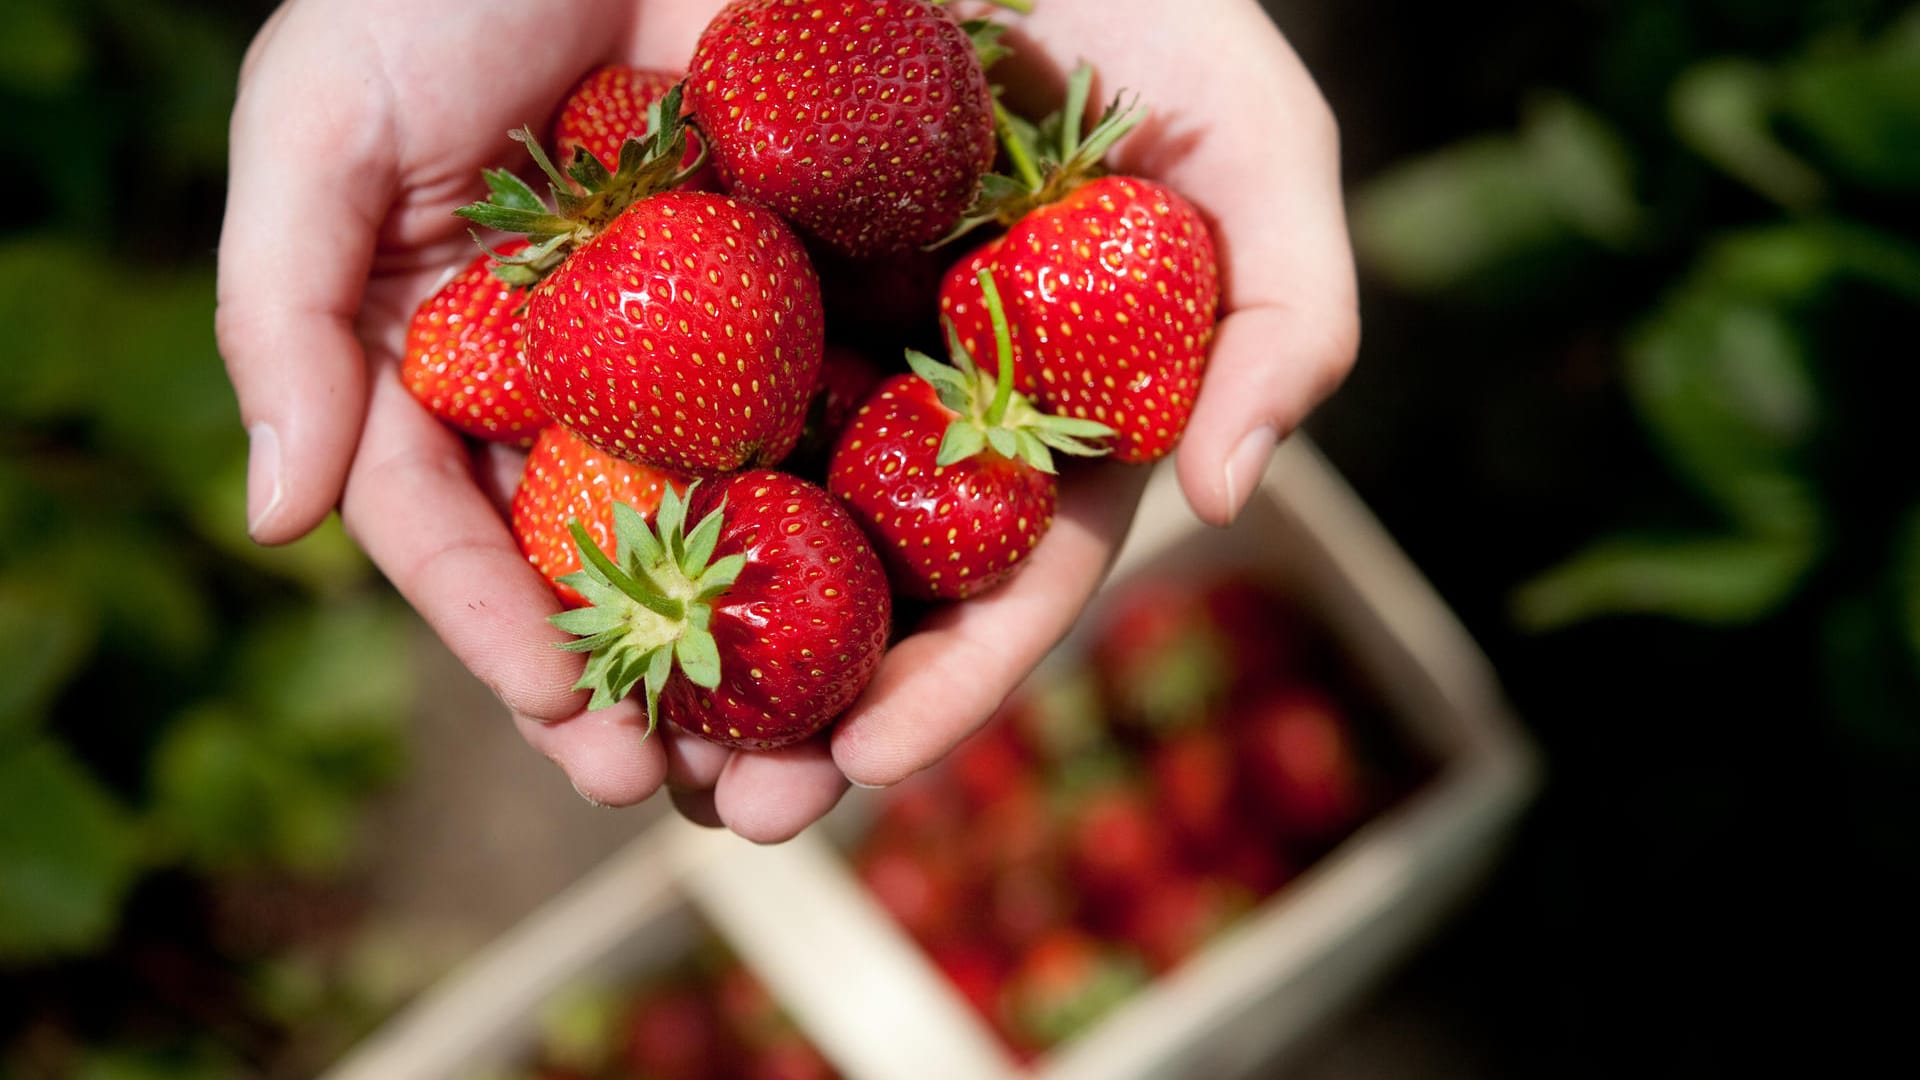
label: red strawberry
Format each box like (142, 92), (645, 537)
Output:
(1116, 873), (1250, 973)
(949, 719), (1032, 811)
(1062, 778), (1177, 917)
(939, 64), (1220, 463)
(828, 268), (1111, 599)
(1089, 577), (1233, 735)
(401, 242), (550, 443)
(512, 425), (687, 607)
(551, 64), (714, 189)
(1002, 928), (1148, 1052)
(686, 0), (999, 256)
(744, 1036), (838, 1080)
(550, 471), (890, 749)
(459, 89), (823, 476)
(622, 984), (730, 1080)
(927, 940), (1012, 1024)
(857, 839), (972, 945)
(1236, 685), (1369, 844)
(1150, 725), (1237, 853)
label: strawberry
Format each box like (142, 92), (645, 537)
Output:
(549, 471), (890, 749)
(685, 0), (1002, 256)
(401, 242), (550, 443)
(1116, 872), (1251, 974)
(1060, 774), (1177, 918)
(458, 88), (824, 476)
(1235, 685), (1370, 845)
(1089, 577), (1234, 736)
(512, 424), (687, 607)
(1002, 928), (1148, 1052)
(1150, 725), (1237, 853)
(926, 940), (1012, 1025)
(621, 983), (730, 1080)
(856, 839), (972, 945)
(939, 63), (1221, 463)
(827, 268), (1112, 599)
(552, 64), (715, 189)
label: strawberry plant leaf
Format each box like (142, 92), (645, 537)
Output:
(643, 646), (673, 732)
(698, 554), (746, 599)
(985, 425), (1018, 459)
(680, 504), (725, 580)
(1014, 429), (1056, 474)
(1512, 532), (1815, 630)
(481, 167), (545, 214)
(550, 606), (626, 638)
(675, 627), (722, 690)
(937, 420), (988, 466)
(567, 147), (614, 193)
(612, 500), (664, 569)
(0, 736), (139, 960)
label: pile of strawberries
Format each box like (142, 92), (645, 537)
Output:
(514, 929), (838, 1080)
(848, 573), (1424, 1056)
(401, 0), (1221, 750)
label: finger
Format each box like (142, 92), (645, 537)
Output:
(342, 365), (589, 723)
(713, 740), (849, 844)
(514, 701), (667, 808)
(662, 728), (733, 790)
(832, 463), (1149, 787)
(670, 785), (726, 829)
(215, 7), (397, 543)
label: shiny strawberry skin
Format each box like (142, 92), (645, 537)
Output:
(526, 192), (824, 476)
(551, 64), (716, 189)
(511, 425), (686, 607)
(826, 374), (1056, 600)
(687, 0), (996, 256)
(939, 176), (1221, 463)
(401, 243), (550, 444)
(659, 470), (891, 749)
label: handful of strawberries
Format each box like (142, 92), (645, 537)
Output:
(400, 0), (1222, 753)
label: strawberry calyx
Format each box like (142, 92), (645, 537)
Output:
(455, 82), (707, 286)
(939, 62), (1146, 244)
(914, 267), (1113, 473)
(548, 483), (742, 733)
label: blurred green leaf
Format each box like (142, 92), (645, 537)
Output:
(0, 736), (141, 961)
(1690, 219), (1920, 302)
(1353, 95), (1640, 293)
(187, 456), (375, 593)
(1781, 11), (1920, 190)
(0, 0), (90, 95)
(1352, 136), (1569, 292)
(1626, 286), (1822, 536)
(98, 0), (244, 177)
(1522, 94), (1647, 248)
(1513, 533), (1816, 630)
(1670, 58), (1826, 209)
(0, 578), (95, 735)
(148, 601), (410, 875)
(76, 1046), (240, 1080)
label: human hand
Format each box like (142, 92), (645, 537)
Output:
(215, 0), (1355, 843)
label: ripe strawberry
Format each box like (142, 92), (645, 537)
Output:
(458, 88), (823, 476)
(551, 64), (714, 189)
(856, 839), (972, 945)
(1089, 577), (1234, 736)
(622, 984), (730, 1080)
(1116, 872), (1251, 974)
(512, 425), (687, 607)
(1061, 775), (1177, 917)
(685, 0), (1000, 256)
(1002, 928), (1148, 1052)
(401, 242), (550, 443)
(1235, 685), (1370, 845)
(549, 471), (890, 749)
(926, 940), (1012, 1025)
(828, 268), (1112, 599)
(939, 64), (1221, 463)
(1150, 725), (1237, 853)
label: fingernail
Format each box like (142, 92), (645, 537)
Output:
(848, 778), (888, 790)
(1222, 425), (1278, 523)
(571, 778), (611, 808)
(246, 422), (284, 539)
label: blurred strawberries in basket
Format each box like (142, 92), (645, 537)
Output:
(846, 570), (1431, 1055)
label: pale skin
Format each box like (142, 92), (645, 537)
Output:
(216, 0), (1358, 842)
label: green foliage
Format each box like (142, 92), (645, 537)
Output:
(1352, 7), (1920, 721)
(0, 738), (141, 960)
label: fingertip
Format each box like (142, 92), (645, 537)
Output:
(519, 704), (667, 808)
(714, 742), (848, 844)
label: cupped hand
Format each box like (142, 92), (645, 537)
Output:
(216, 0), (1355, 843)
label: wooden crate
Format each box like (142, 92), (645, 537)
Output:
(325, 439), (1539, 1080)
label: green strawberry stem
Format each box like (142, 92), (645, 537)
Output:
(548, 486), (745, 731)
(455, 82), (706, 286)
(909, 270), (1116, 473)
(936, 0), (1032, 11)
(995, 100), (1045, 193)
(978, 267), (1018, 426)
